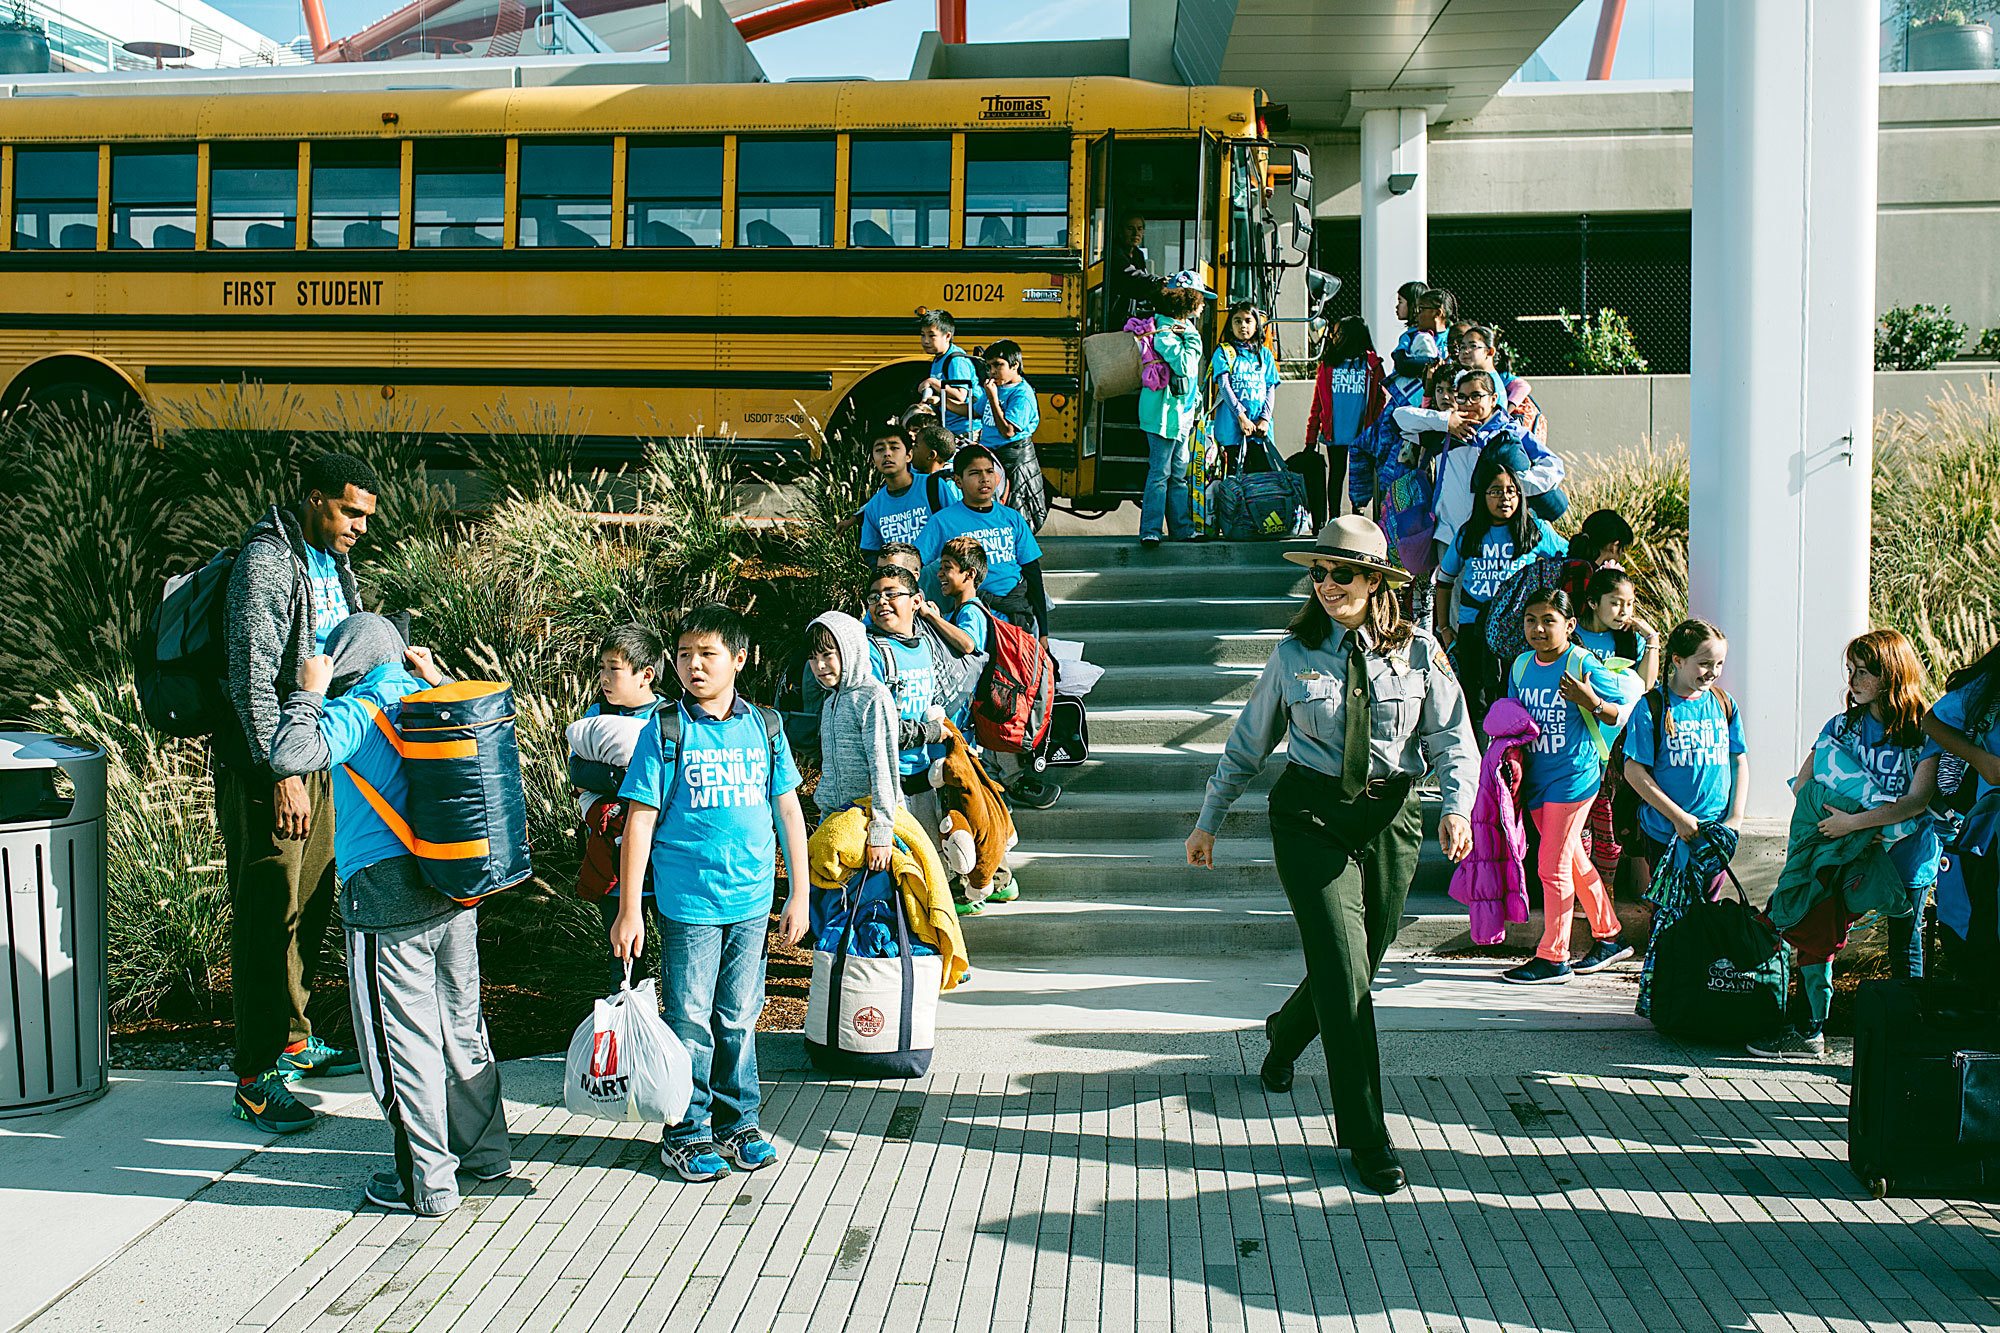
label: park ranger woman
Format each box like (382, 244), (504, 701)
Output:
(1186, 515), (1478, 1195)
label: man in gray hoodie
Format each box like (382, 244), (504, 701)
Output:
(805, 611), (905, 861)
(217, 451), (378, 1133)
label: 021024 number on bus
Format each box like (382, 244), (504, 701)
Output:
(940, 283), (1004, 304)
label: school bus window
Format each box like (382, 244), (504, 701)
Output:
(626, 137), (722, 248)
(965, 133), (1069, 249)
(110, 147), (197, 250)
(736, 136), (834, 248)
(210, 143), (298, 250)
(848, 136), (949, 248)
(518, 139), (611, 248)
(412, 139), (503, 248)
(309, 142), (400, 248)
(11, 148), (98, 250)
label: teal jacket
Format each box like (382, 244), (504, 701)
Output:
(1138, 317), (1204, 442)
(1766, 779), (1909, 931)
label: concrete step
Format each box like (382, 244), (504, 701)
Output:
(1086, 664), (1264, 708)
(1081, 628), (1285, 668)
(1036, 535), (1310, 571)
(1045, 745), (1272, 795)
(1015, 789), (1446, 843)
(1085, 706), (1245, 747)
(1004, 836), (1452, 898)
(1044, 565), (1309, 603)
(1047, 596), (1298, 633)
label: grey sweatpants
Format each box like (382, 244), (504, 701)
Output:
(345, 911), (510, 1214)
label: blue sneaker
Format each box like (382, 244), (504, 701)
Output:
(231, 1071), (316, 1133)
(721, 1129), (778, 1173)
(660, 1140), (731, 1182)
(1501, 957), (1573, 986)
(275, 1036), (362, 1080)
(1572, 940), (1634, 974)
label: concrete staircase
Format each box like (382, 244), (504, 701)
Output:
(969, 535), (1460, 961)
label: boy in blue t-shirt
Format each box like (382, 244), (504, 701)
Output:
(916, 309), (980, 437)
(975, 340), (1048, 532)
(612, 605), (809, 1184)
(933, 535), (1024, 911)
(859, 420), (960, 559)
(568, 624), (667, 991)
(916, 443), (1052, 640)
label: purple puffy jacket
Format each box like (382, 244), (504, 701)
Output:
(1448, 697), (1540, 946)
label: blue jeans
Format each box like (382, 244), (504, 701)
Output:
(657, 912), (765, 1147)
(1140, 430), (1192, 541)
(1889, 885), (1933, 980)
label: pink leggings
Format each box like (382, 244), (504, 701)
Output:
(1532, 797), (1620, 963)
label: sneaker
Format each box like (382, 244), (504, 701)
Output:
(719, 1129), (778, 1173)
(1140, 537), (1162, 550)
(231, 1072), (316, 1134)
(1501, 958), (1573, 986)
(275, 1035), (363, 1080)
(1572, 940), (1635, 974)
(953, 898), (984, 917)
(986, 879), (1019, 904)
(660, 1140), (732, 1183)
(461, 1164), (512, 1183)
(1746, 1029), (1827, 1060)
(363, 1171), (455, 1218)
(1006, 774), (1062, 811)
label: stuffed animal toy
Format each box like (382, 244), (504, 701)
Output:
(927, 721), (1018, 900)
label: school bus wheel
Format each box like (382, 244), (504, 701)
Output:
(1, 358), (147, 432)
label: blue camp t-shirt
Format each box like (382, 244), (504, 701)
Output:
(1575, 625), (1649, 667)
(917, 500), (1042, 598)
(931, 345), (980, 434)
(1823, 711), (1942, 890)
(1438, 519), (1566, 624)
(946, 599), (990, 732)
(301, 542), (350, 653)
(618, 695), (802, 926)
(977, 379), (1040, 453)
(1624, 687), (1746, 844)
(860, 475), (961, 554)
(1927, 682), (2000, 799)
(1510, 649), (1635, 810)
(871, 634), (938, 777)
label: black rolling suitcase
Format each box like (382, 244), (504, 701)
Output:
(1849, 979), (2000, 1199)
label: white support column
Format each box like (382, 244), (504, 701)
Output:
(1690, 0), (1878, 818)
(1357, 106), (1427, 359)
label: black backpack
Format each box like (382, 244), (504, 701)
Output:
(1646, 870), (1793, 1043)
(135, 548), (241, 741)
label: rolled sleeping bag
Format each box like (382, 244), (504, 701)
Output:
(380, 680), (533, 905)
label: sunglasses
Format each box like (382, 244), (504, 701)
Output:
(1311, 563), (1370, 586)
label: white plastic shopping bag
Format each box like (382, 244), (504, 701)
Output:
(563, 968), (693, 1125)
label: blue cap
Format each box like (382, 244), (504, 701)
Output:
(1162, 269), (1214, 296)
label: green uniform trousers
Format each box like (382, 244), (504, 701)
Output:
(1266, 764), (1421, 1152)
(217, 764), (338, 1079)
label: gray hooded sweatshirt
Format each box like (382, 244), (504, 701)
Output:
(809, 611), (903, 849)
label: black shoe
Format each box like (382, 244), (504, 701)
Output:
(1259, 1014), (1293, 1094)
(1006, 773), (1062, 811)
(1351, 1144), (1406, 1196)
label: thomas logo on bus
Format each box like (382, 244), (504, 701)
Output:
(980, 95), (1051, 122)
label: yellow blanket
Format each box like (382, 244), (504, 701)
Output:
(806, 804), (970, 991)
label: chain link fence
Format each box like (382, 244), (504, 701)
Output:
(1313, 213), (1693, 375)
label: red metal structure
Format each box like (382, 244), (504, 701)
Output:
(306, 0), (968, 61)
(1587, 0), (1626, 80)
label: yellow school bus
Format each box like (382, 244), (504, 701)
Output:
(0, 70), (1312, 505)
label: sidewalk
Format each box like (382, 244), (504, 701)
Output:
(10, 953), (2000, 1332)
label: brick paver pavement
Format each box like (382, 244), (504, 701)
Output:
(224, 1066), (2000, 1333)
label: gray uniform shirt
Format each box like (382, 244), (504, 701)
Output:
(1197, 623), (1479, 833)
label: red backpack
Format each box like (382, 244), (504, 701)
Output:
(971, 604), (1055, 754)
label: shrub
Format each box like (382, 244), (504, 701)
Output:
(1562, 439), (1690, 628)
(1555, 307), (1649, 375)
(1876, 303), (1969, 371)
(1976, 328), (2000, 361)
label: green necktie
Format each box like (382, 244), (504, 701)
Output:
(1339, 630), (1371, 800)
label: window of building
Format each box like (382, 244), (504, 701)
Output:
(965, 134), (1069, 248)
(626, 138), (723, 247)
(848, 136), (949, 248)
(412, 139), (503, 248)
(210, 144), (298, 249)
(309, 143), (400, 248)
(736, 136), (834, 248)
(110, 148), (197, 249)
(11, 148), (98, 250)
(518, 139), (611, 248)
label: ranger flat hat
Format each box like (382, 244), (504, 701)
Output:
(1282, 514), (1411, 585)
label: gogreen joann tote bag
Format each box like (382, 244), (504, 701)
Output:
(805, 871), (942, 1079)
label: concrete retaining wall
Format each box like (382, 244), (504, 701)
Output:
(1272, 368), (1997, 464)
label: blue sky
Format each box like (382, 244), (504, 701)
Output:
(209, 0), (1690, 83)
